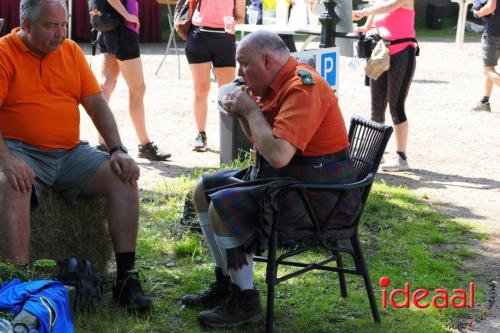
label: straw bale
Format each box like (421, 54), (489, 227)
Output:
(30, 191), (112, 273)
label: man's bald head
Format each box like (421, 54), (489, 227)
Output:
(237, 30), (290, 60)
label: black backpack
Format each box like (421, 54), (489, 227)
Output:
(88, 0), (122, 32)
(55, 257), (103, 311)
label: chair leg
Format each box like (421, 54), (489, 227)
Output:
(333, 240), (348, 298)
(265, 232), (279, 333)
(350, 235), (381, 323)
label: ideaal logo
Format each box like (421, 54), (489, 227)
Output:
(379, 276), (475, 309)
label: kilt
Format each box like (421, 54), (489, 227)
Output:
(203, 153), (361, 254)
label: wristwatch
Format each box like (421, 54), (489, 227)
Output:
(109, 144), (128, 155)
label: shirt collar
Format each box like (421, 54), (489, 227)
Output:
(268, 57), (298, 94)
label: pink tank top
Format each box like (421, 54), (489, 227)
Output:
(373, 8), (415, 55)
(125, 0), (139, 34)
(192, 0), (235, 29)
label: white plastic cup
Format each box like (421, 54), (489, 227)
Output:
(223, 16), (235, 33)
(247, 9), (259, 25)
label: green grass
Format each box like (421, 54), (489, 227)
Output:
(0, 177), (487, 332)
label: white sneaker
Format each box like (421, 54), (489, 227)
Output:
(381, 156), (410, 172)
(192, 132), (207, 152)
(471, 101), (491, 112)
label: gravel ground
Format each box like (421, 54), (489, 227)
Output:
(79, 37), (499, 331)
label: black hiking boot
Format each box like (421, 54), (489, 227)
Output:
(138, 142), (171, 161)
(113, 271), (152, 312)
(181, 267), (231, 308)
(198, 284), (264, 328)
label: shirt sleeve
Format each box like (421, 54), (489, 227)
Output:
(0, 54), (10, 105)
(72, 42), (101, 99)
(272, 85), (330, 152)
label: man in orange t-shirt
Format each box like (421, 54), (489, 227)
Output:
(0, 0), (151, 312)
(182, 30), (361, 328)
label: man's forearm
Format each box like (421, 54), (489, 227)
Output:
(237, 117), (253, 141)
(82, 94), (123, 149)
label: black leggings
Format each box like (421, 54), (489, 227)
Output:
(370, 46), (416, 125)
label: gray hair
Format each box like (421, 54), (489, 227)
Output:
(239, 30), (289, 56)
(20, 0), (67, 22)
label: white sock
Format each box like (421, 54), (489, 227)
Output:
(228, 254), (254, 291)
(198, 213), (228, 275)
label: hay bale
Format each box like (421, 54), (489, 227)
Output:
(30, 191), (112, 273)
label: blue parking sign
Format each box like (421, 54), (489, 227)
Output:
(293, 47), (339, 91)
(321, 52), (337, 87)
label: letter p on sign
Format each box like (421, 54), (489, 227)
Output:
(321, 52), (337, 88)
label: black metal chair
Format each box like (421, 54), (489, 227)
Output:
(253, 115), (393, 332)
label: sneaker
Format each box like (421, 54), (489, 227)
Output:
(96, 144), (109, 153)
(138, 142), (171, 161)
(113, 271), (152, 312)
(192, 132), (207, 152)
(198, 284), (264, 328)
(181, 267), (231, 308)
(471, 101), (491, 112)
(381, 156), (410, 172)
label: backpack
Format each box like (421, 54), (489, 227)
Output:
(88, 0), (122, 33)
(174, 0), (201, 40)
(55, 257), (103, 312)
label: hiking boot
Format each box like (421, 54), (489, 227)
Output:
(192, 132), (208, 152)
(138, 142), (171, 161)
(471, 101), (491, 112)
(381, 155), (410, 172)
(198, 284), (264, 328)
(96, 144), (109, 153)
(113, 271), (152, 312)
(181, 267), (231, 308)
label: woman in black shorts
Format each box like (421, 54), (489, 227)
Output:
(186, 0), (245, 151)
(97, 0), (170, 161)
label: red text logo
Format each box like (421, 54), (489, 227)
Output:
(379, 276), (474, 309)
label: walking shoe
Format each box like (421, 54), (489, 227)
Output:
(96, 144), (109, 153)
(138, 142), (171, 161)
(471, 101), (491, 112)
(181, 267), (231, 308)
(113, 271), (152, 312)
(192, 132), (208, 152)
(198, 284), (264, 328)
(381, 156), (410, 172)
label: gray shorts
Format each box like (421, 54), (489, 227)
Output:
(481, 33), (500, 67)
(5, 140), (109, 209)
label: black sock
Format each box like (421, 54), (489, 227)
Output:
(396, 151), (407, 160)
(116, 252), (135, 279)
(481, 96), (490, 104)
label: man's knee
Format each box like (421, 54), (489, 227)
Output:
(193, 179), (208, 212)
(0, 172), (32, 207)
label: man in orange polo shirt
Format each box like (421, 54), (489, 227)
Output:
(0, 0), (151, 312)
(182, 30), (361, 328)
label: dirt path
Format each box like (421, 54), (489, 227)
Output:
(79, 38), (499, 331)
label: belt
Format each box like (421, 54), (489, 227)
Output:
(196, 26), (226, 33)
(253, 149), (349, 169)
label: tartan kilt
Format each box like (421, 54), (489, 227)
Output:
(203, 158), (361, 253)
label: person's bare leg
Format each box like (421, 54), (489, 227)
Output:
(484, 66), (500, 87)
(394, 121), (408, 154)
(81, 161), (138, 253)
(118, 57), (150, 145)
(483, 75), (494, 97)
(0, 172), (31, 264)
(213, 66), (236, 88)
(189, 62), (212, 133)
(98, 53), (120, 145)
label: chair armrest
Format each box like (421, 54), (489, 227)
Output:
(205, 177), (296, 196)
(287, 173), (375, 192)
